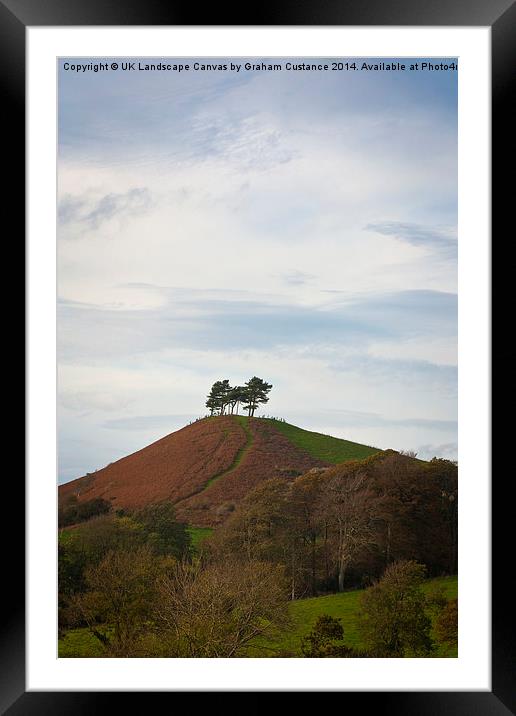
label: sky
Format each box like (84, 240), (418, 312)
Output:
(57, 57), (458, 484)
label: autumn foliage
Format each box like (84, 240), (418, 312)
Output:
(209, 451), (458, 596)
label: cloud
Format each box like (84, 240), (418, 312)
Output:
(102, 414), (194, 431)
(273, 407), (456, 432)
(57, 288), (456, 362)
(59, 390), (134, 412)
(282, 271), (317, 286)
(334, 409), (457, 432)
(416, 442), (458, 460)
(190, 112), (295, 171)
(58, 187), (152, 231)
(365, 221), (457, 257)
(58, 195), (87, 225)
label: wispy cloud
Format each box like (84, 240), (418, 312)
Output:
(59, 390), (134, 412)
(57, 288), (456, 362)
(190, 112), (295, 171)
(102, 414), (194, 431)
(365, 221), (457, 257)
(282, 271), (317, 286)
(279, 408), (456, 432)
(59, 187), (152, 231)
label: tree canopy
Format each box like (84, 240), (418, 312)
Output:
(205, 377), (273, 417)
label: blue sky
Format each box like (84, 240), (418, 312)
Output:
(57, 58), (457, 484)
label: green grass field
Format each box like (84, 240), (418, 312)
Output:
(187, 526), (213, 550)
(59, 628), (106, 658)
(247, 575), (458, 657)
(58, 575), (456, 658)
(265, 418), (381, 464)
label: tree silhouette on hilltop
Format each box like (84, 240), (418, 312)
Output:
(205, 377), (273, 417)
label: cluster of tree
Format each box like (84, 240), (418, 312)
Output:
(207, 451), (458, 598)
(59, 504), (191, 630)
(59, 505), (288, 657)
(302, 560), (457, 658)
(205, 377), (272, 417)
(58, 496), (112, 527)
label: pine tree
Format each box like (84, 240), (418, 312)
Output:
(205, 380), (231, 415)
(241, 377), (273, 417)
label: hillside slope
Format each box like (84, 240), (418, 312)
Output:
(265, 419), (380, 463)
(58, 416), (382, 527)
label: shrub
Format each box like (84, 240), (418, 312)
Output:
(301, 615), (354, 657)
(58, 497), (111, 527)
(358, 560), (433, 657)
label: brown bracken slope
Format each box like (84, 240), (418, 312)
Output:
(58, 416), (327, 527)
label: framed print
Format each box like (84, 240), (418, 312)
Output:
(3, 0), (513, 711)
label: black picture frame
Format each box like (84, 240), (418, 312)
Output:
(4, 0), (512, 711)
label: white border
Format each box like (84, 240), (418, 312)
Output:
(27, 26), (490, 691)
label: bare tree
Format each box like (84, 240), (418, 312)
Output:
(318, 471), (378, 592)
(154, 558), (289, 657)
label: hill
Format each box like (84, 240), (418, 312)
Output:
(58, 416), (381, 527)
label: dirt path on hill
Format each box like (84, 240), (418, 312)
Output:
(203, 418), (254, 490)
(174, 418), (254, 506)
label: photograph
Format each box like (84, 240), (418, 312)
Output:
(56, 55), (459, 660)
